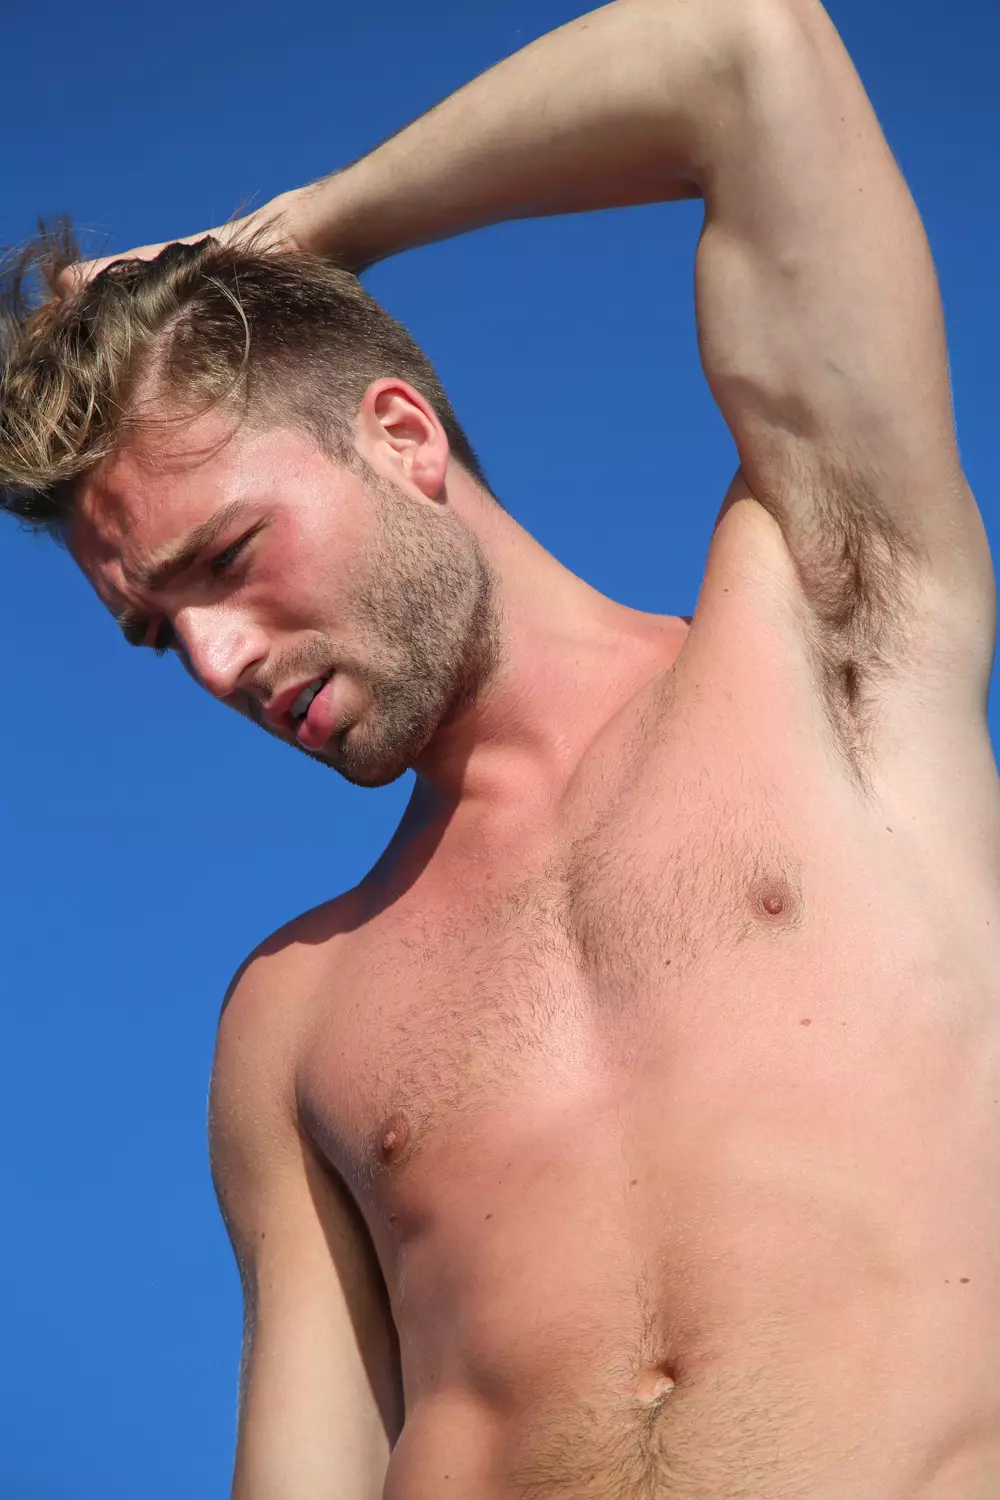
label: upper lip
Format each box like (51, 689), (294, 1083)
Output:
(262, 674), (329, 734)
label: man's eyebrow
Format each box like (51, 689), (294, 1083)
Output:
(129, 498), (251, 593)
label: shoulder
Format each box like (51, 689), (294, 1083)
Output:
(210, 888), (366, 1180)
(219, 885), (367, 1029)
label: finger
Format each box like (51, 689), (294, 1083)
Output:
(55, 211), (288, 299)
(56, 226), (229, 296)
(57, 240), (170, 295)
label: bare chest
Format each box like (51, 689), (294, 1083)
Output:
(298, 691), (825, 1204)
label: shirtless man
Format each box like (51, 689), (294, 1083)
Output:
(3, 1), (997, 1495)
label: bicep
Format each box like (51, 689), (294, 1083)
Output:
(693, 0), (994, 680)
(210, 969), (402, 1500)
(230, 1152), (402, 1500)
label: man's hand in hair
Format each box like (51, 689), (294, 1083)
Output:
(58, 181), (358, 291)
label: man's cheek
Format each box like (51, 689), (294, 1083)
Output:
(226, 688), (266, 730)
(174, 643), (197, 684)
(173, 646), (300, 751)
(175, 644), (249, 720)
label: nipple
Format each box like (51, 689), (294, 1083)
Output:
(750, 874), (798, 924)
(379, 1114), (411, 1164)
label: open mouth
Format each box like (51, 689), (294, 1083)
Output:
(290, 673), (332, 727)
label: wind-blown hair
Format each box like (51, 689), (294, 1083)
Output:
(0, 220), (489, 532)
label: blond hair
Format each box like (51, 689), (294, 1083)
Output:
(0, 220), (488, 531)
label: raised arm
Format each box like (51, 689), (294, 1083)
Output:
(66, 0), (718, 274)
(210, 955), (402, 1500)
(80, 0), (993, 693)
(314, 0), (990, 698)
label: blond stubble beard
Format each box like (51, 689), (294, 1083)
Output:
(309, 463), (502, 788)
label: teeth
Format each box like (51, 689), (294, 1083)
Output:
(291, 677), (326, 721)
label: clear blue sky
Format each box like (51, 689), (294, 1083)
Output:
(1, 2), (997, 1495)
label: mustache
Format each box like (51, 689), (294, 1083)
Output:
(251, 643), (338, 705)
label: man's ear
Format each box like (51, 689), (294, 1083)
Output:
(355, 378), (450, 498)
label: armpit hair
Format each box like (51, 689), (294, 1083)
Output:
(756, 450), (925, 785)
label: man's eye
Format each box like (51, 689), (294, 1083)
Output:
(153, 621), (176, 656)
(210, 533), (253, 579)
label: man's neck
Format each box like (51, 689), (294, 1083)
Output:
(410, 486), (683, 827)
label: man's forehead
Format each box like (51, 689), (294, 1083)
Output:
(67, 417), (336, 611)
(78, 413), (241, 521)
(68, 416), (248, 595)
(68, 461), (141, 605)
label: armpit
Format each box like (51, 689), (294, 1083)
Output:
(751, 453), (927, 780)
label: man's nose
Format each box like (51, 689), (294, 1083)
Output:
(175, 607), (267, 702)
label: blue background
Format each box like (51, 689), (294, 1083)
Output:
(1, 2), (997, 1495)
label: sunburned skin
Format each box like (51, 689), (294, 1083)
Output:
(231, 484), (1000, 1500)
(12, 0), (994, 1488)
(55, 8), (997, 1481)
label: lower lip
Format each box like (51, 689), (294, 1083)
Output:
(296, 676), (338, 751)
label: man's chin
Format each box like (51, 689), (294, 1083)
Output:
(338, 761), (412, 789)
(299, 725), (426, 788)
(235, 691), (427, 784)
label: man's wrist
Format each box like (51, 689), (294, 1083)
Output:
(285, 170), (395, 274)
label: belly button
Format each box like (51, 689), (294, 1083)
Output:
(634, 1364), (676, 1404)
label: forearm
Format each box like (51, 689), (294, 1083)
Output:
(299, 0), (772, 269)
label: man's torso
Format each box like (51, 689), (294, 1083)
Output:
(243, 497), (1000, 1498)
